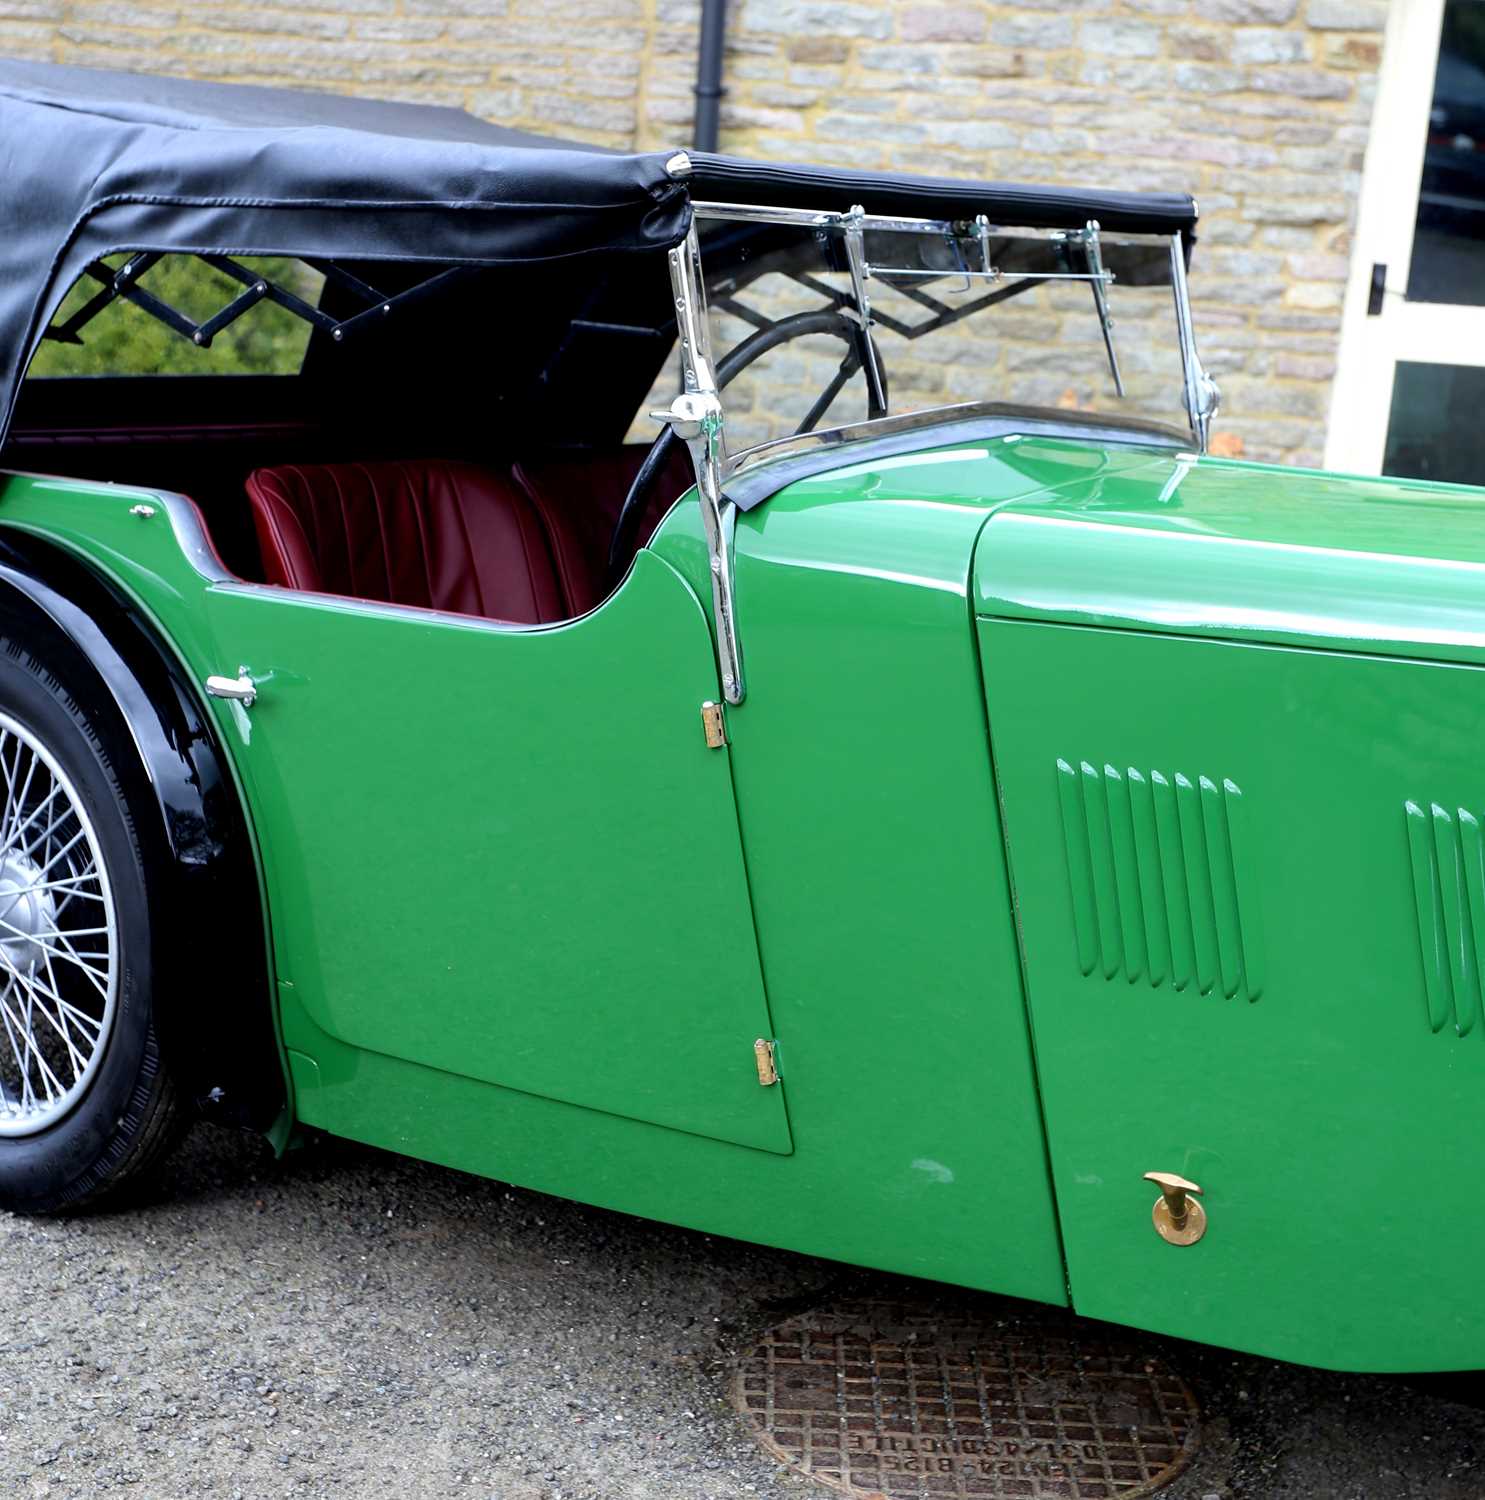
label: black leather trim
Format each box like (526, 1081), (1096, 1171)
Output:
(689, 152), (1199, 239)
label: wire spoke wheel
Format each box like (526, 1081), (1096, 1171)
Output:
(0, 711), (116, 1137)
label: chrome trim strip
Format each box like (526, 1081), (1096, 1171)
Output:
(207, 578), (578, 632)
(154, 488), (236, 584)
(691, 201), (1165, 248)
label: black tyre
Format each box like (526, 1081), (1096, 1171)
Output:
(0, 638), (182, 1213)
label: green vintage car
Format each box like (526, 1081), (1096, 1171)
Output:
(0, 59), (1477, 1376)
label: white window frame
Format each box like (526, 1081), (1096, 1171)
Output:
(1328, 0), (1485, 473)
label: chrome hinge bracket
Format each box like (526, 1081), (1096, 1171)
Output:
(754, 1038), (779, 1087)
(974, 212), (993, 278)
(661, 222), (745, 705)
(701, 700), (727, 749)
(1076, 219), (1125, 398)
(841, 204), (888, 417)
(1168, 232), (1220, 453)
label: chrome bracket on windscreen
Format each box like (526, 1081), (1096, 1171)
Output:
(662, 224), (745, 706)
(1067, 221), (1125, 399)
(1170, 234), (1219, 452)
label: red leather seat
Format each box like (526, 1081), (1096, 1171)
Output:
(245, 458), (567, 622)
(246, 448), (695, 622)
(513, 445), (695, 616)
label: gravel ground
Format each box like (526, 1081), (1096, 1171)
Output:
(0, 1125), (1483, 1500)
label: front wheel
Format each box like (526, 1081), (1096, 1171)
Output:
(0, 640), (182, 1213)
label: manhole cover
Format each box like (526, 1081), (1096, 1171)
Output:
(731, 1296), (1199, 1499)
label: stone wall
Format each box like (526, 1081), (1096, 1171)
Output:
(1, 0), (1391, 461)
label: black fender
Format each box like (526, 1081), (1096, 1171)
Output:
(0, 526), (284, 1132)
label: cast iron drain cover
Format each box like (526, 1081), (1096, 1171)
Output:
(731, 1297), (1198, 1499)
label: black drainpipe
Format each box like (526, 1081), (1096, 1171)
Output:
(693, 0), (727, 153)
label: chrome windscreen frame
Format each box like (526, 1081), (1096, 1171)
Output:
(658, 197), (1217, 706)
(655, 224), (743, 703)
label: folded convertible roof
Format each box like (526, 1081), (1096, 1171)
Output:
(0, 59), (1198, 235)
(0, 58), (1198, 446)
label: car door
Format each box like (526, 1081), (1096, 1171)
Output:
(200, 547), (791, 1154)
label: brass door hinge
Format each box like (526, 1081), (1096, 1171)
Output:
(754, 1038), (778, 1086)
(701, 700), (727, 749)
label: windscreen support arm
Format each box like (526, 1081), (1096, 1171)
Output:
(1169, 233), (1219, 453)
(658, 221), (746, 705)
(840, 206), (889, 419)
(1071, 221), (1125, 399)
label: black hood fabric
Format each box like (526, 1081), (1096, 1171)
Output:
(0, 59), (1199, 450)
(0, 60), (690, 445)
(687, 153), (1198, 239)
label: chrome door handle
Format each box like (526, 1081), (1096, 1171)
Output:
(205, 672), (257, 707)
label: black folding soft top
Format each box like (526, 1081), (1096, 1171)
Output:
(0, 58), (1199, 446)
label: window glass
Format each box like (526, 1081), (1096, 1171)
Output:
(654, 221), (1187, 457)
(1408, 0), (1485, 305)
(1382, 359), (1485, 483)
(27, 255), (325, 377)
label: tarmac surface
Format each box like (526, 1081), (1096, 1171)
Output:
(0, 1123), (1482, 1500)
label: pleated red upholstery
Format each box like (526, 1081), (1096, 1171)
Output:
(245, 458), (567, 623)
(512, 445), (695, 616)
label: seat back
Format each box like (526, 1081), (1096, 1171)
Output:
(513, 445), (695, 616)
(245, 458), (568, 623)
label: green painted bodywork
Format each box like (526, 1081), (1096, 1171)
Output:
(200, 554), (792, 1156)
(0, 449), (1069, 1308)
(974, 438), (1485, 667)
(971, 440), (1485, 1372)
(6, 426), (1485, 1371)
